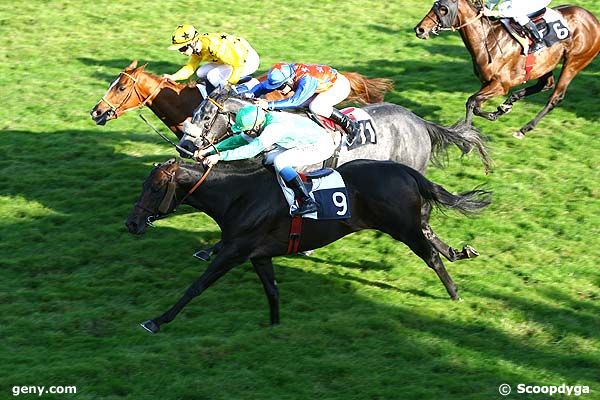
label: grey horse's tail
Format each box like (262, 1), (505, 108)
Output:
(425, 120), (493, 173)
(402, 165), (492, 215)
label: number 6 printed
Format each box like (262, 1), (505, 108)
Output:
(553, 23), (569, 40)
(332, 192), (348, 216)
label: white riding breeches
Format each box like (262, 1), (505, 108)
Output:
(497, 0), (552, 25)
(196, 47), (260, 87)
(264, 136), (337, 173)
(308, 73), (351, 118)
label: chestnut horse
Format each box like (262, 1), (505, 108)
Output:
(415, 0), (600, 137)
(90, 60), (394, 139)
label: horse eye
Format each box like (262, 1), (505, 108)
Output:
(119, 85), (126, 91)
(440, 6), (448, 15)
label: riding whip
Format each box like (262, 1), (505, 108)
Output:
(138, 113), (195, 157)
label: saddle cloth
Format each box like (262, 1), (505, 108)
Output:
(501, 8), (571, 54)
(276, 169), (351, 220)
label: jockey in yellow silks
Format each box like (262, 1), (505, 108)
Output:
(164, 24), (260, 94)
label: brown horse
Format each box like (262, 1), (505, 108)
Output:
(90, 60), (394, 139)
(414, 0), (600, 138)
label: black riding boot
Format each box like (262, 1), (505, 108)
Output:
(523, 20), (546, 53)
(286, 175), (318, 216)
(196, 78), (216, 98)
(329, 109), (362, 144)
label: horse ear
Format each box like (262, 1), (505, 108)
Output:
(137, 63), (148, 73)
(126, 60), (138, 70)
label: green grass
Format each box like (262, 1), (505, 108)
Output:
(1, 1), (599, 399)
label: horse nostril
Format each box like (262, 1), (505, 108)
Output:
(415, 27), (425, 35)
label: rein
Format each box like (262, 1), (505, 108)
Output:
(100, 71), (165, 118)
(441, 10), (484, 31)
(191, 95), (236, 152)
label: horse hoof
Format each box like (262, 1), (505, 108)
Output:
(140, 320), (160, 334)
(464, 245), (479, 258)
(193, 250), (211, 261)
(512, 131), (525, 140)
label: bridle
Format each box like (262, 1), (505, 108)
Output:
(428, 0), (484, 34)
(100, 70), (165, 118)
(134, 164), (213, 226)
(187, 93), (237, 151)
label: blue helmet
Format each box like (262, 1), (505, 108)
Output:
(264, 63), (295, 90)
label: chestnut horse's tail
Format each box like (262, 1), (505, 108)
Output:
(341, 72), (394, 104)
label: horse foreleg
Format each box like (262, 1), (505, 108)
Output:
(251, 257), (280, 326)
(141, 245), (247, 334)
(490, 72), (554, 120)
(465, 81), (508, 124)
(421, 203), (479, 262)
(517, 61), (587, 138)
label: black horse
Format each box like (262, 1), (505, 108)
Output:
(126, 158), (491, 333)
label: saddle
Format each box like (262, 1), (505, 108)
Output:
(501, 8), (571, 55)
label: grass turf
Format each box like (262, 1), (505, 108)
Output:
(1, 1), (599, 399)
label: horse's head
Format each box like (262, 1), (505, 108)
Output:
(90, 60), (149, 125)
(177, 86), (250, 157)
(125, 158), (181, 235)
(415, 0), (481, 39)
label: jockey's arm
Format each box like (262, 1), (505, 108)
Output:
(249, 81), (272, 98)
(267, 76), (319, 110)
(170, 55), (203, 81)
(205, 135), (252, 155)
(219, 127), (282, 161)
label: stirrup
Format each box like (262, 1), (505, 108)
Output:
(291, 201), (318, 216)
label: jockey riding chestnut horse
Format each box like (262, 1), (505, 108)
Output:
(163, 24), (260, 97)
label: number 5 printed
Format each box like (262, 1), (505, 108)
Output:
(332, 192), (348, 216)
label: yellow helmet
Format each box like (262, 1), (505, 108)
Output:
(168, 24), (199, 50)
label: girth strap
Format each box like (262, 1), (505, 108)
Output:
(287, 216), (303, 254)
(524, 53), (536, 83)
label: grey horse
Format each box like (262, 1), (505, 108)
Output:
(178, 87), (492, 262)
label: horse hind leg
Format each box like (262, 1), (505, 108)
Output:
(420, 203), (478, 262)
(517, 54), (597, 137)
(385, 220), (459, 299)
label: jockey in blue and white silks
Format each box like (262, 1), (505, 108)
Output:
(238, 62), (361, 142)
(484, 0), (552, 52)
(197, 105), (336, 216)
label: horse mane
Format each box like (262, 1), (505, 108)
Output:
(177, 158), (267, 180)
(137, 68), (198, 91)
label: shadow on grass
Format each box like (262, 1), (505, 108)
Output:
(1, 127), (597, 398)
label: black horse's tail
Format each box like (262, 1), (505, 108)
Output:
(425, 120), (493, 173)
(403, 165), (492, 215)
